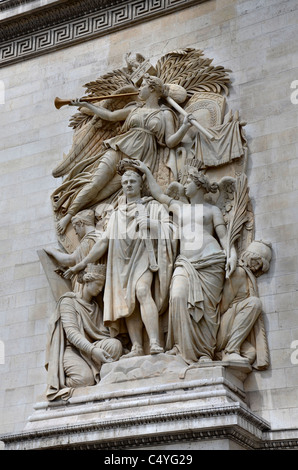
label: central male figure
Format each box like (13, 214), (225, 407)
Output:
(64, 165), (176, 358)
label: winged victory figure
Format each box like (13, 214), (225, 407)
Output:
(51, 48), (248, 254)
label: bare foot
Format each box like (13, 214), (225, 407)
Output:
(222, 352), (248, 363)
(150, 342), (164, 355)
(120, 344), (144, 360)
(165, 345), (179, 356)
(198, 355), (212, 363)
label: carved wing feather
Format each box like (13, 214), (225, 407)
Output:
(52, 67), (139, 178)
(155, 48), (231, 96)
(83, 68), (134, 96)
(165, 181), (188, 203)
(216, 176), (236, 219)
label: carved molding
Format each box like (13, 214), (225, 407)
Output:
(2, 404), (298, 450)
(1, 403), (271, 450)
(0, 0), (204, 67)
(0, 0), (39, 10)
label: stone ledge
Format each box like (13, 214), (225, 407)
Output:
(0, 357), (271, 450)
(1, 403), (269, 450)
(3, 357), (297, 450)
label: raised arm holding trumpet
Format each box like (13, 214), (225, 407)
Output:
(54, 75), (213, 235)
(55, 88), (214, 140)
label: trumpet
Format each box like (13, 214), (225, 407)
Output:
(54, 92), (140, 109)
(54, 89), (214, 140)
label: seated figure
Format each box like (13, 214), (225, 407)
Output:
(216, 240), (272, 366)
(45, 263), (123, 401)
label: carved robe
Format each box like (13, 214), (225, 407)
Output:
(165, 251), (226, 363)
(216, 264), (269, 370)
(103, 196), (176, 337)
(45, 293), (122, 401)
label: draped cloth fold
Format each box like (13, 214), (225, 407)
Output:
(194, 115), (247, 167)
(103, 197), (176, 337)
(45, 293), (121, 401)
(166, 251), (226, 363)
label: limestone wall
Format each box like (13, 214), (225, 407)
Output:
(0, 0), (298, 437)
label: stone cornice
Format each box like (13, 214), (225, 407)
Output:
(0, 0), (204, 68)
(2, 404), (298, 450)
(0, 403), (270, 450)
(0, 0), (38, 10)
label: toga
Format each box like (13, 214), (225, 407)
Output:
(103, 196), (176, 337)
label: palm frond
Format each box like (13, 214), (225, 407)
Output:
(226, 174), (249, 258)
(156, 48), (231, 96)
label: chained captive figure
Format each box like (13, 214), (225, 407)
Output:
(57, 76), (194, 235)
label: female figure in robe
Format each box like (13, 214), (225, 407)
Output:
(56, 76), (193, 235)
(131, 160), (237, 364)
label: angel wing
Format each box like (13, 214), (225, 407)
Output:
(216, 175), (236, 224)
(52, 69), (139, 179)
(155, 48), (231, 96)
(165, 181), (188, 203)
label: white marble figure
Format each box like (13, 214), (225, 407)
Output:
(45, 209), (102, 292)
(216, 240), (272, 369)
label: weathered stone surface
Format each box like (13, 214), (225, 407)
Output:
(0, 0), (298, 450)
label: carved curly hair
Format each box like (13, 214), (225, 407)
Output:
(143, 74), (169, 98)
(191, 172), (219, 194)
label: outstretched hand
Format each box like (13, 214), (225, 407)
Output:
(63, 267), (76, 279)
(63, 264), (82, 279)
(129, 159), (149, 174)
(69, 98), (89, 107)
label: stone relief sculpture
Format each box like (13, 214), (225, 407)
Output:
(44, 209), (102, 293)
(53, 75), (194, 237)
(45, 263), (122, 401)
(216, 240), (272, 369)
(130, 159), (237, 364)
(63, 163), (176, 358)
(43, 48), (271, 400)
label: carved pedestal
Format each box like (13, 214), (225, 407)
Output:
(3, 355), (270, 450)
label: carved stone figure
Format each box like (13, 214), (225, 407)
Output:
(130, 159), (237, 364)
(44, 209), (102, 292)
(45, 264), (123, 401)
(42, 48), (272, 401)
(216, 240), (272, 369)
(54, 75), (195, 236)
(50, 49), (240, 253)
(64, 165), (176, 358)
